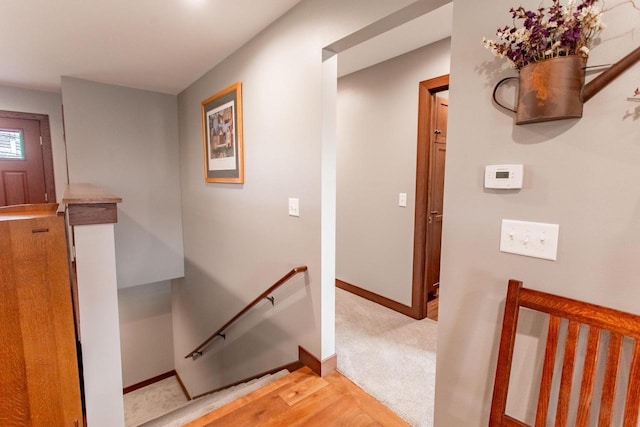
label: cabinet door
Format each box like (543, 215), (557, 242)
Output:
(0, 214), (82, 426)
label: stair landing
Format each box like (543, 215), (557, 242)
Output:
(186, 367), (409, 426)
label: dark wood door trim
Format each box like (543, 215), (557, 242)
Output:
(410, 75), (449, 320)
(0, 110), (56, 203)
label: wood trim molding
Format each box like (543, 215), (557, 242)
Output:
(62, 184), (122, 225)
(336, 279), (416, 319)
(298, 346), (337, 377)
(67, 203), (117, 225)
(175, 371), (192, 401)
(411, 75), (449, 320)
(123, 370), (177, 394)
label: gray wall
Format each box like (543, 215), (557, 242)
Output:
(0, 85), (67, 200)
(435, 1), (640, 425)
(118, 281), (174, 387)
(61, 77), (184, 289)
(173, 0), (423, 396)
(336, 38), (451, 306)
(61, 77), (184, 385)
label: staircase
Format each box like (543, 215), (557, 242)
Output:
(126, 267), (311, 426)
(127, 366), (408, 426)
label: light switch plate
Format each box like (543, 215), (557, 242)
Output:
(398, 193), (407, 207)
(500, 219), (559, 261)
(288, 198), (299, 217)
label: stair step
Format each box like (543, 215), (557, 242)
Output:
(139, 370), (289, 427)
(184, 366), (410, 426)
(185, 367), (315, 426)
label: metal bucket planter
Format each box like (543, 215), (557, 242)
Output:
(493, 55), (586, 125)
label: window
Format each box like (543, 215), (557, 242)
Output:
(0, 129), (25, 160)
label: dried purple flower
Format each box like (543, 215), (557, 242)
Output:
(483, 0), (605, 69)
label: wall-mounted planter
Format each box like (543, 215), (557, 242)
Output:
(493, 47), (640, 125)
(493, 55), (585, 125)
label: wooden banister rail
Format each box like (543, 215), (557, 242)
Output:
(185, 265), (308, 360)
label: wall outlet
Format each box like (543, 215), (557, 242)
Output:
(288, 198), (299, 217)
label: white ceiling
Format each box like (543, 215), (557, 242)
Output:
(338, 2), (453, 77)
(2, 0), (452, 95)
(1, 0), (303, 94)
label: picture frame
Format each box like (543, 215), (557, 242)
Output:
(201, 82), (244, 183)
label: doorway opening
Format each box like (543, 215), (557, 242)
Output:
(326, 0), (454, 323)
(324, 3), (453, 424)
(412, 76), (449, 321)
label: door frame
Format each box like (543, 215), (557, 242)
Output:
(0, 110), (56, 203)
(410, 75), (449, 319)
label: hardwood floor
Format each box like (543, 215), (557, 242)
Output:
(186, 367), (409, 426)
(427, 296), (439, 321)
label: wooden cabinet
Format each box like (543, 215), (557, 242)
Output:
(0, 203), (83, 427)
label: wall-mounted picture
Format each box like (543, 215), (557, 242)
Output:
(201, 82), (244, 183)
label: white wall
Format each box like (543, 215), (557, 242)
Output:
(61, 77), (184, 289)
(118, 281), (174, 387)
(173, 0), (436, 396)
(0, 85), (67, 200)
(336, 38), (451, 306)
(74, 224), (125, 427)
(435, 1), (640, 425)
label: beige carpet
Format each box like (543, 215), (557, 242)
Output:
(124, 376), (188, 427)
(335, 288), (438, 427)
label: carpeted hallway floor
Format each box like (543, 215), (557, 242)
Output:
(335, 288), (438, 427)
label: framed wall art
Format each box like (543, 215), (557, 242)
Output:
(201, 82), (244, 183)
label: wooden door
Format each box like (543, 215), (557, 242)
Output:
(0, 117), (47, 206)
(425, 96), (448, 298)
(0, 205), (83, 426)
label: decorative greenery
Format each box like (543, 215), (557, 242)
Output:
(483, 0), (605, 69)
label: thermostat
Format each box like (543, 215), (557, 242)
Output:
(484, 164), (523, 189)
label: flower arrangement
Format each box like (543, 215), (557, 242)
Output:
(483, 0), (606, 69)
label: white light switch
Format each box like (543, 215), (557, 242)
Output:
(288, 198), (299, 217)
(398, 193), (407, 207)
(500, 219), (559, 261)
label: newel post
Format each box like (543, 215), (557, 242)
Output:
(62, 184), (125, 427)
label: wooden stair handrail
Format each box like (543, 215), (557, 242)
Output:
(185, 266), (308, 360)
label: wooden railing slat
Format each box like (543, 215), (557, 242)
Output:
(489, 280), (524, 427)
(535, 315), (561, 427)
(598, 333), (622, 426)
(576, 326), (601, 427)
(623, 340), (640, 427)
(554, 320), (580, 427)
